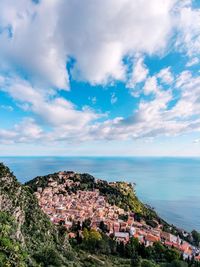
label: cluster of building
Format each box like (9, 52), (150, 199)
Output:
(34, 171), (200, 261)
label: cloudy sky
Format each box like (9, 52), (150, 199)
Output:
(0, 0), (200, 156)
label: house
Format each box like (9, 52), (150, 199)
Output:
(133, 231), (145, 243)
(161, 232), (178, 243)
(145, 234), (160, 247)
(113, 222), (120, 232)
(127, 218), (134, 227)
(114, 232), (130, 243)
(151, 229), (161, 237)
(180, 242), (193, 260)
(37, 187), (43, 193)
(68, 232), (76, 239)
(65, 220), (73, 229)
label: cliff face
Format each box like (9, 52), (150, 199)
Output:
(0, 163), (77, 267)
(0, 164), (24, 242)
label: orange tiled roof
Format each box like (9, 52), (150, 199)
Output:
(146, 234), (160, 242)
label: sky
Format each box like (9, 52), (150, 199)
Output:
(0, 0), (200, 156)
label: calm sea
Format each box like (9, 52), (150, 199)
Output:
(0, 156), (200, 231)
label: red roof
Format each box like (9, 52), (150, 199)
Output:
(146, 234), (160, 242)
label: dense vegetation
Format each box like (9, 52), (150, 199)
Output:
(0, 163), (78, 266)
(0, 212), (27, 266)
(69, 219), (200, 267)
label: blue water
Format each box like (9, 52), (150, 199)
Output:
(0, 156), (200, 231)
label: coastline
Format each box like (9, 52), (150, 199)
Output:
(0, 156), (199, 231)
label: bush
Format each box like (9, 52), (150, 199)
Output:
(141, 259), (158, 267)
(33, 247), (63, 266)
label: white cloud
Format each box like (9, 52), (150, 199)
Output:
(0, 0), (177, 88)
(0, 0), (200, 147)
(1, 70), (200, 144)
(176, 3), (200, 57)
(0, 0), (69, 89)
(143, 76), (159, 95)
(87, 69), (200, 141)
(172, 71), (200, 119)
(0, 118), (43, 144)
(0, 76), (100, 130)
(175, 70), (192, 88)
(0, 0), (198, 89)
(157, 67), (174, 84)
(186, 57), (199, 67)
(128, 57), (149, 87)
(15, 118), (43, 142)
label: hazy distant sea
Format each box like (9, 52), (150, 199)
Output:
(1, 156), (200, 231)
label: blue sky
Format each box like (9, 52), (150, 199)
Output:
(0, 0), (200, 156)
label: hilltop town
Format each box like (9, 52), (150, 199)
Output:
(32, 171), (200, 262)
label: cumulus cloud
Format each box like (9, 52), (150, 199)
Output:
(0, 0), (198, 88)
(186, 57), (199, 67)
(0, 0), (199, 146)
(143, 76), (159, 95)
(0, 76), (100, 132)
(0, 0), (178, 88)
(157, 67), (174, 84)
(0, 0), (69, 89)
(172, 71), (200, 119)
(0, 118), (43, 144)
(86, 69), (200, 141)
(128, 57), (149, 87)
(176, 2), (200, 57)
(0, 70), (200, 144)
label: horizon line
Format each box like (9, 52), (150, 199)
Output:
(0, 155), (200, 158)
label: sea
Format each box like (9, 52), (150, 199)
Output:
(0, 156), (200, 232)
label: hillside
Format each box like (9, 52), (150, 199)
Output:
(1, 164), (199, 267)
(25, 171), (181, 234)
(26, 170), (200, 264)
(0, 163), (78, 267)
(26, 171), (150, 216)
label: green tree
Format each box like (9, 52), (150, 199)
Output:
(82, 228), (102, 252)
(141, 259), (158, 267)
(0, 212), (28, 267)
(82, 219), (91, 230)
(131, 252), (141, 267)
(33, 247), (63, 266)
(165, 249), (180, 262)
(99, 221), (108, 233)
(192, 230), (200, 246)
(161, 260), (188, 267)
